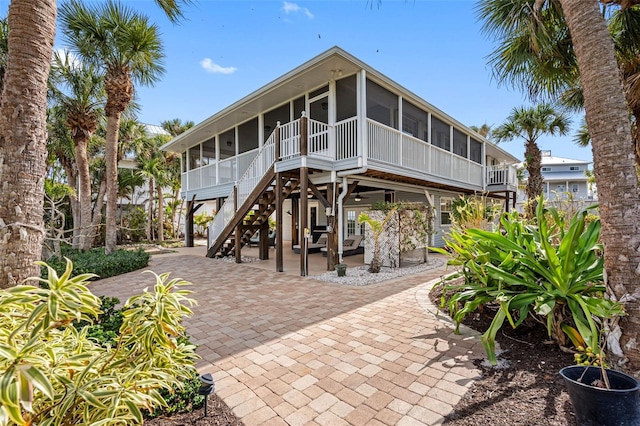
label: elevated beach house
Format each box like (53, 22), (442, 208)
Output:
(161, 47), (519, 274)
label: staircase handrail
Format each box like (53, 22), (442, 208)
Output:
(208, 130), (278, 249)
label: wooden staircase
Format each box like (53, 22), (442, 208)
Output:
(206, 172), (299, 258)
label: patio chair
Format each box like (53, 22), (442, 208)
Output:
(293, 233), (328, 254)
(248, 229), (276, 247)
(321, 234), (364, 257)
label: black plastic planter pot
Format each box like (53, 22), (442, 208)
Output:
(335, 263), (347, 277)
(560, 365), (640, 426)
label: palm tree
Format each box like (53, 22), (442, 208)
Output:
(0, 0), (189, 287)
(558, 0), (640, 372)
(161, 118), (195, 137)
(479, 0), (640, 372)
(469, 123), (493, 140)
(60, 0), (165, 254)
(49, 51), (106, 251)
(0, 1), (56, 288)
(477, 0), (640, 165)
(492, 104), (570, 217)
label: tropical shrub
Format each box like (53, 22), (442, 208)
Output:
(193, 211), (213, 236)
(43, 246), (150, 280)
(450, 195), (501, 231)
(436, 198), (623, 364)
(0, 260), (198, 425)
(71, 296), (205, 418)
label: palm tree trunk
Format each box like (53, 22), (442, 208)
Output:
(64, 165), (80, 249)
(146, 179), (154, 242)
(561, 0), (640, 373)
(91, 176), (107, 246)
(524, 139), (543, 218)
(73, 136), (93, 251)
(157, 185), (164, 242)
(104, 113), (120, 254)
(0, 0), (56, 288)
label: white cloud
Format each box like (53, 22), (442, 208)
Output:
(283, 1), (314, 19)
(199, 58), (237, 75)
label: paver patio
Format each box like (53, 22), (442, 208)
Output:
(95, 247), (483, 425)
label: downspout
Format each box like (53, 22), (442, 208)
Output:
(336, 166), (368, 262)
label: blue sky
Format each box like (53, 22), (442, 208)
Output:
(56, 0), (593, 163)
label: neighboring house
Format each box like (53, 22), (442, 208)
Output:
(516, 150), (595, 211)
(161, 47), (519, 272)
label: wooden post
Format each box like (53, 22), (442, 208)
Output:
(275, 124), (283, 272)
(259, 222), (269, 260)
(505, 191), (510, 212)
(234, 186), (241, 263)
(185, 197), (195, 247)
(326, 184), (336, 271)
(291, 197), (299, 248)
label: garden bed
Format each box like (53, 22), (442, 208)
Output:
(429, 282), (577, 425)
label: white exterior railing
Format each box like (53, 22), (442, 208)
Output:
(280, 120), (301, 160)
(208, 132), (277, 249)
(308, 118), (331, 158)
(487, 164), (519, 187)
(335, 117), (358, 160)
(188, 117), (512, 205)
(366, 120), (483, 186)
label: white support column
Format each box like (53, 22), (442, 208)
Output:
(234, 125), (239, 181)
(481, 139), (487, 190)
(258, 113), (265, 148)
(215, 134), (220, 185)
(398, 96), (403, 166)
(358, 69), (368, 165)
(329, 79), (336, 159)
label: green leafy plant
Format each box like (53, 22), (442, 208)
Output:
(42, 247), (150, 280)
(0, 259), (198, 425)
(435, 197), (623, 365)
(193, 211), (213, 236)
(450, 195), (501, 231)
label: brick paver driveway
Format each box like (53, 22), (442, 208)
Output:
(95, 252), (482, 425)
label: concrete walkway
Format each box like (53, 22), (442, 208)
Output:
(94, 248), (482, 425)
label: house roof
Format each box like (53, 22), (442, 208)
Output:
(541, 155), (591, 165)
(543, 172), (590, 182)
(161, 46), (518, 163)
(143, 123), (170, 137)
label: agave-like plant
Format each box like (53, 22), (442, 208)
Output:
(436, 196), (623, 365)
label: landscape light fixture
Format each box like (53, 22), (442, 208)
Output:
(198, 373), (215, 417)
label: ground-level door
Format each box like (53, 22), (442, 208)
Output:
(344, 207), (367, 238)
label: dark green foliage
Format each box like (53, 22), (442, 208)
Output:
(42, 246), (150, 280)
(74, 296), (124, 346)
(435, 197), (623, 364)
(146, 372), (205, 418)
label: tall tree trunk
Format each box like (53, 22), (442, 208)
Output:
(146, 179), (154, 242)
(73, 135), (93, 251)
(157, 185), (164, 242)
(91, 176), (107, 246)
(524, 139), (543, 218)
(104, 113), (120, 254)
(561, 0), (640, 374)
(0, 0), (56, 288)
(63, 164), (80, 249)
